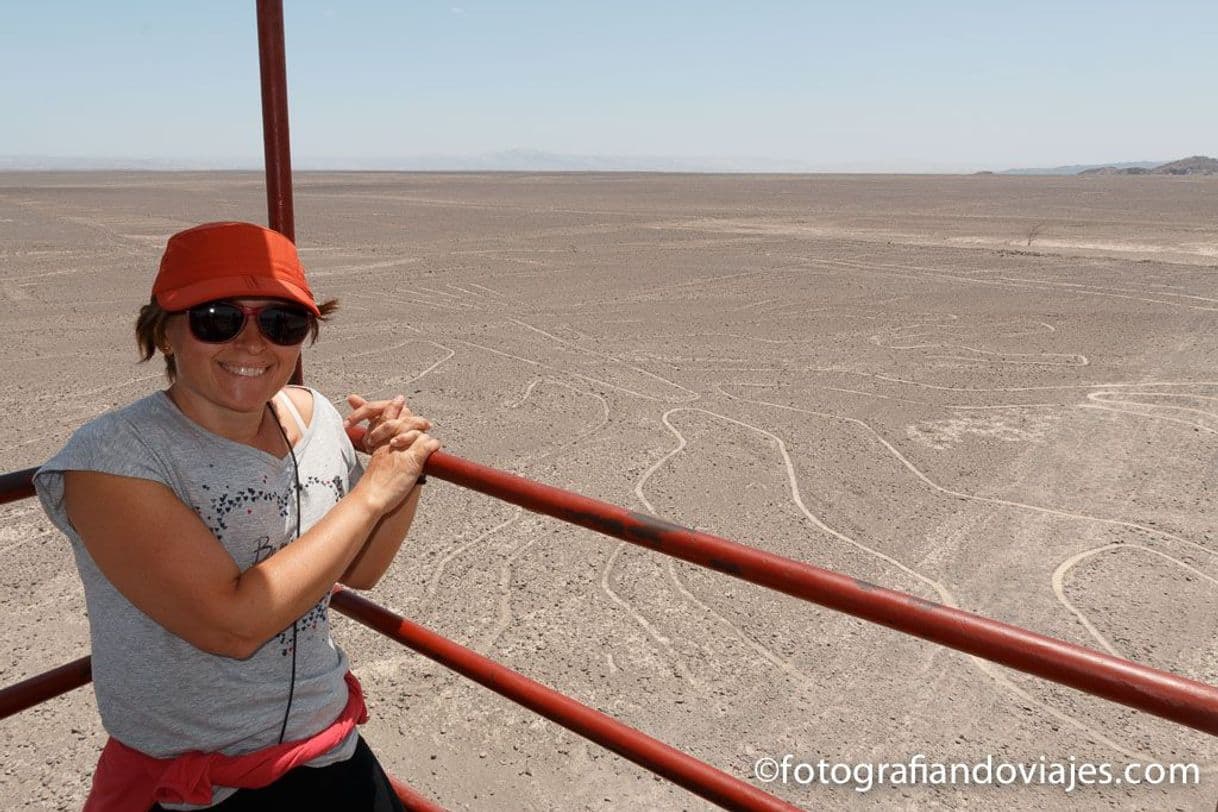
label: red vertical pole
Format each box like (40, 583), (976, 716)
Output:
(256, 0), (294, 242)
(255, 0), (303, 385)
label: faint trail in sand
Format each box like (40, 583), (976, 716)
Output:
(327, 335), (430, 362)
(1052, 544), (1218, 657)
(466, 282), (514, 300)
(432, 376), (614, 657)
(809, 371), (1218, 395)
(425, 512), (523, 603)
(507, 318), (700, 402)
(792, 255), (1218, 312)
(630, 410), (825, 689)
(498, 376), (703, 685)
(0, 267), (92, 285)
(365, 344), (456, 397)
(0, 373), (162, 408)
(416, 286), (481, 308)
(872, 327), (1087, 367)
(566, 269), (786, 309)
(477, 533), (541, 654)
(307, 257), (422, 278)
(713, 385), (1205, 758)
(1081, 391), (1218, 435)
(493, 376), (702, 685)
(719, 385), (1215, 559)
(505, 378), (611, 468)
(0, 528), (56, 558)
(996, 277), (1218, 306)
(597, 542), (703, 688)
(458, 338), (689, 403)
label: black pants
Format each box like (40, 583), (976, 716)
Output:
(152, 736), (406, 812)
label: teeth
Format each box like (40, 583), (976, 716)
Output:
(221, 363), (268, 378)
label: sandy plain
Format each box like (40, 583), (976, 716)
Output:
(1, 171), (1218, 811)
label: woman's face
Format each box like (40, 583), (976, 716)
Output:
(163, 297), (303, 417)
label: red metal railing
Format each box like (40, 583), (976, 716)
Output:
(8, 453), (1218, 738)
(330, 588), (799, 812)
(422, 451), (1218, 736)
(0, 656), (91, 719)
(0, 467), (36, 506)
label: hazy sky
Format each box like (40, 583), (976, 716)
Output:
(2, 1), (1215, 171)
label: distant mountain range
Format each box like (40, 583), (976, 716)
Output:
(1000, 156), (1218, 176)
(1077, 155), (1218, 176)
(3, 151), (1215, 174)
(0, 150), (821, 173)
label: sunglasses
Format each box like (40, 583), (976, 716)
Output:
(186, 300), (315, 346)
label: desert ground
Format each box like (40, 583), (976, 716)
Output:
(2, 171), (1218, 810)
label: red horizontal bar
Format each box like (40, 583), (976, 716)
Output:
(330, 588), (797, 812)
(388, 776), (446, 812)
(0, 656), (92, 720)
(416, 449), (1218, 736)
(0, 467), (36, 506)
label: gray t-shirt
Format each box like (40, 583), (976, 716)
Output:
(34, 386), (365, 798)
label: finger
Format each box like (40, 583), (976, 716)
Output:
(344, 394), (367, 426)
(384, 394), (407, 421)
(344, 400), (393, 426)
(410, 433), (441, 458)
(377, 415), (433, 444)
(389, 430), (421, 448)
(367, 420), (397, 448)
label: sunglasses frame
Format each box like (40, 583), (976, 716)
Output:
(185, 300), (315, 347)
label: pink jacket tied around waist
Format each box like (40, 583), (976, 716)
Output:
(84, 672), (367, 811)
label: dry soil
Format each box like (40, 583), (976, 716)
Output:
(2, 172), (1218, 810)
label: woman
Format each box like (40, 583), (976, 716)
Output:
(34, 221), (439, 811)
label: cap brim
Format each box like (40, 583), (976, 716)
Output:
(155, 276), (320, 315)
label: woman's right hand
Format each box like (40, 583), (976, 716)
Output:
(354, 430), (441, 514)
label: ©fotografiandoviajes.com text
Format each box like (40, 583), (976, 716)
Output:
(751, 753), (1200, 794)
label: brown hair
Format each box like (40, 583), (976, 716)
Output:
(136, 297), (339, 382)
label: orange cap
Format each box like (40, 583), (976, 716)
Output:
(152, 222), (320, 315)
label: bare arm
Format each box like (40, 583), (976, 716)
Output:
(64, 439), (425, 659)
(339, 392), (440, 589)
(339, 481), (422, 589)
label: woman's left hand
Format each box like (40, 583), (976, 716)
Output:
(345, 393), (434, 454)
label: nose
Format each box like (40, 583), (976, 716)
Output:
(231, 315), (268, 351)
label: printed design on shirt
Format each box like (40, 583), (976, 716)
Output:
(277, 598), (330, 656)
(304, 474), (347, 501)
(249, 532), (332, 657)
(188, 470), (338, 658)
(194, 472), (293, 539)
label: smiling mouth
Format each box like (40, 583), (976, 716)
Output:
(219, 362), (270, 378)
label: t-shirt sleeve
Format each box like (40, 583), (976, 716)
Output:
(312, 389), (364, 490)
(34, 414), (174, 542)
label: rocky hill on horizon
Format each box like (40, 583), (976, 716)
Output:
(1078, 155), (1218, 176)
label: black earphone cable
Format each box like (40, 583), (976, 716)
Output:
(268, 400), (301, 745)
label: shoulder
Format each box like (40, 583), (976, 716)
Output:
(35, 393), (177, 532)
(282, 385), (316, 427)
(282, 385), (354, 434)
(56, 394), (165, 458)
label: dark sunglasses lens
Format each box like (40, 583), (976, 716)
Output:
(188, 303), (245, 343)
(258, 306), (313, 345)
